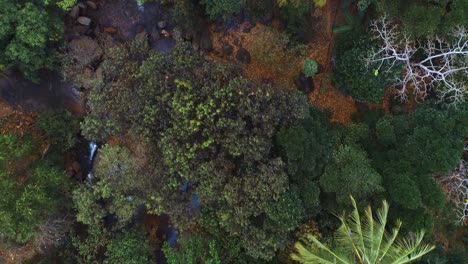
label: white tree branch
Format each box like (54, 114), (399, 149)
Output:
(367, 16), (468, 105)
(438, 160), (468, 225)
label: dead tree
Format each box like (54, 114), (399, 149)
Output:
(438, 160), (468, 225)
(367, 16), (468, 105)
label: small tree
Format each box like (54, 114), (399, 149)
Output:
(303, 59), (319, 77)
(291, 196), (435, 264)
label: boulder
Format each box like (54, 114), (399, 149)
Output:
(236, 48), (251, 64)
(69, 5), (79, 18)
(295, 73), (314, 93)
(74, 25), (89, 35)
(223, 44), (233, 56)
(200, 30), (213, 52)
(86, 1), (97, 9)
(77, 2), (86, 9)
(151, 27), (161, 41)
(158, 20), (167, 29)
(77, 16), (92, 26)
(104, 27), (117, 34)
(68, 36), (103, 66)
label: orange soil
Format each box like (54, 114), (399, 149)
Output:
(307, 0), (357, 124)
(209, 0), (358, 124)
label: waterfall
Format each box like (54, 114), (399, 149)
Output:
(89, 142), (97, 161)
(87, 142), (98, 182)
(137, 1), (144, 12)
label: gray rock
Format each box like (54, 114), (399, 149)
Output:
(68, 36), (103, 66)
(158, 20), (167, 29)
(77, 2), (86, 9)
(223, 45), (233, 56)
(236, 48), (251, 64)
(77, 16), (92, 26)
(69, 5), (79, 18)
(296, 73), (314, 93)
(86, 1), (97, 9)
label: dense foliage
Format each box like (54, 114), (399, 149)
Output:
(0, 112), (75, 245)
(0, 0), (67, 81)
(1, 0), (467, 263)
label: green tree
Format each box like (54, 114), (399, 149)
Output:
(0, 134), (68, 244)
(77, 38), (311, 261)
(303, 59), (319, 77)
(0, 0), (64, 81)
(401, 3), (444, 38)
(320, 144), (384, 206)
(265, 187), (305, 231)
(104, 229), (152, 264)
(291, 196), (435, 264)
(163, 235), (221, 264)
(334, 32), (401, 103)
(35, 110), (78, 151)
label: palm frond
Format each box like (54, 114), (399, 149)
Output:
(291, 234), (350, 264)
(291, 196), (434, 264)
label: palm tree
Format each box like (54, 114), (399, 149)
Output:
(291, 196), (435, 264)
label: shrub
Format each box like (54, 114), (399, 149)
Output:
(303, 59), (318, 77)
(35, 110), (78, 151)
(0, 1), (63, 81)
(104, 230), (152, 264)
(334, 32), (401, 103)
(401, 3), (444, 38)
(201, 0), (246, 19)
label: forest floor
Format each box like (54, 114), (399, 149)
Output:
(307, 0), (357, 124)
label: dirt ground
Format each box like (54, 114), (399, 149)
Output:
(306, 0), (358, 124)
(209, 0), (358, 124)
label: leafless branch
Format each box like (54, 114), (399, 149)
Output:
(367, 16), (468, 105)
(438, 160), (468, 225)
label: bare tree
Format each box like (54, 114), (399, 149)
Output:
(367, 16), (468, 105)
(438, 160), (468, 225)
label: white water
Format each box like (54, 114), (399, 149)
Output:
(89, 142), (98, 161)
(137, 1), (144, 12)
(87, 142), (98, 182)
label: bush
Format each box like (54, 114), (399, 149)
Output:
(104, 229), (152, 264)
(401, 3), (444, 38)
(265, 187), (305, 231)
(0, 130), (70, 244)
(35, 110), (78, 151)
(0, 1), (63, 81)
(303, 59), (318, 77)
(320, 144), (384, 206)
(201, 0), (246, 19)
(334, 32), (401, 103)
